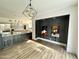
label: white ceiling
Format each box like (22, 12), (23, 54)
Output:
(0, 0), (29, 19)
(0, 0), (77, 19)
(32, 0), (77, 12)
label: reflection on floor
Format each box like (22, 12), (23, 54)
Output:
(0, 40), (77, 59)
(36, 39), (66, 52)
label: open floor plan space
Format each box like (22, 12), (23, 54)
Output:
(0, 0), (78, 59)
(0, 40), (77, 59)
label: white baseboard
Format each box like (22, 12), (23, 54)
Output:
(36, 37), (66, 47)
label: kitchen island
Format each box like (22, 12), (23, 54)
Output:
(0, 31), (32, 49)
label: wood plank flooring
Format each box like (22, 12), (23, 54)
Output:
(0, 40), (77, 59)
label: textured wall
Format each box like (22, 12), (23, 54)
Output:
(36, 15), (69, 44)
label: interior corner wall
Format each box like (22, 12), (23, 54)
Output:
(32, 5), (78, 55)
(32, 19), (36, 40)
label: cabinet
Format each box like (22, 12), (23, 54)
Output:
(0, 34), (4, 49)
(0, 32), (32, 48)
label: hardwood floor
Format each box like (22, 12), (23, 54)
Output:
(0, 40), (77, 59)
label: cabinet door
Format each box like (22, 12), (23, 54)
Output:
(26, 33), (32, 39)
(0, 34), (4, 48)
(3, 36), (13, 48)
(13, 35), (18, 44)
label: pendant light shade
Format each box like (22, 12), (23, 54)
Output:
(23, 0), (37, 19)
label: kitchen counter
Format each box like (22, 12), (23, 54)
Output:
(2, 29), (32, 37)
(14, 29), (32, 32)
(0, 31), (32, 49)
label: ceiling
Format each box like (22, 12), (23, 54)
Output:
(0, 0), (29, 19)
(0, 0), (77, 19)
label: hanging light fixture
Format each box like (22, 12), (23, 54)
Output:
(23, 0), (37, 19)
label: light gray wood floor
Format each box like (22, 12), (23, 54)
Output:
(0, 40), (77, 59)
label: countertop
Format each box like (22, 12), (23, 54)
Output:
(1, 30), (32, 37)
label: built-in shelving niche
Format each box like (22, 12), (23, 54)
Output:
(35, 15), (69, 46)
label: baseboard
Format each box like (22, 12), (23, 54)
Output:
(36, 37), (66, 47)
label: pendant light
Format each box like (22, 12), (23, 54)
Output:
(23, 0), (37, 20)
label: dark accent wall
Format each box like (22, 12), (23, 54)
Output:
(35, 15), (69, 44)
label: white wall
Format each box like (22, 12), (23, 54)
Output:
(32, 5), (78, 55)
(67, 5), (78, 55)
(0, 17), (9, 23)
(32, 19), (36, 40)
